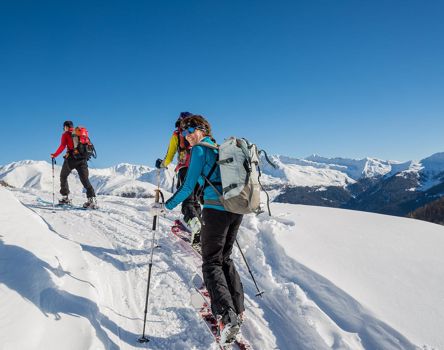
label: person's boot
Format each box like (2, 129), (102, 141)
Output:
(219, 308), (240, 344)
(187, 217), (201, 245)
(58, 195), (72, 205)
(83, 197), (98, 209)
(238, 311), (245, 326)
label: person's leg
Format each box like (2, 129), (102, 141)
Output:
(222, 213), (245, 315)
(75, 160), (95, 198)
(201, 208), (236, 317)
(59, 159), (72, 196)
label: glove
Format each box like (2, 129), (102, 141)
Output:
(150, 202), (165, 216)
(155, 158), (166, 169)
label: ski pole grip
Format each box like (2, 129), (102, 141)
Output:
(154, 189), (160, 204)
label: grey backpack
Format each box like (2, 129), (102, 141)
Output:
(198, 137), (276, 215)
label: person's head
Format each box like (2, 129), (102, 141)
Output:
(175, 111), (193, 128)
(63, 120), (73, 131)
(180, 115), (212, 146)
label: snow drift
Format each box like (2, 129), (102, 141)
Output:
(1, 183), (443, 349)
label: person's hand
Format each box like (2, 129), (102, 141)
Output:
(155, 158), (166, 169)
(149, 202), (165, 216)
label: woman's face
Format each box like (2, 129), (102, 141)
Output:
(185, 128), (205, 146)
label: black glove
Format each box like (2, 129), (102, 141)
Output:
(155, 158), (164, 169)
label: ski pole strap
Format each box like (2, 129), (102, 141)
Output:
(158, 189), (165, 204)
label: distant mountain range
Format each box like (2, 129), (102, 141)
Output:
(1, 152), (444, 223)
(266, 152), (444, 221)
(0, 160), (175, 199)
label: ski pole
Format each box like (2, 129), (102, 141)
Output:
(235, 239), (265, 297)
(171, 174), (175, 193)
(51, 158), (56, 213)
(138, 170), (164, 343)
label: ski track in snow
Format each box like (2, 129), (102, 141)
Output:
(2, 188), (427, 350)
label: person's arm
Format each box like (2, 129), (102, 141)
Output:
(165, 146), (205, 210)
(51, 133), (68, 158)
(162, 133), (179, 167)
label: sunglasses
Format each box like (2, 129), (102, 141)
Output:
(182, 126), (204, 137)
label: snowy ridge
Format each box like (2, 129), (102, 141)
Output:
(0, 160), (176, 198)
(260, 155), (355, 187)
(395, 152), (444, 191)
(1, 153), (444, 201)
(417, 152), (444, 190)
(0, 160), (53, 190)
(304, 154), (408, 179)
(1, 186), (443, 349)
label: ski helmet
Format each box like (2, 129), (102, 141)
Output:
(175, 112), (192, 128)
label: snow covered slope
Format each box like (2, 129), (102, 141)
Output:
(0, 160), (175, 197)
(1, 186), (443, 349)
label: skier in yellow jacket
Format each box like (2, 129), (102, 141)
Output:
(155, 112), (202, 243)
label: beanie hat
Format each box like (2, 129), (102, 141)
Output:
(175, 111), (192, 128)
(63, 120), (74, 128)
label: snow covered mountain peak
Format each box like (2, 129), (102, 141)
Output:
(0, 160), (53, 190)
(304, 154), (405, 180)
(420, 152), (444, 173)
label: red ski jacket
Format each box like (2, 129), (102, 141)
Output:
(52, 129), (74, 158)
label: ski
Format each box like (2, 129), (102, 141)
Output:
(36, 197), (101, 211)
(171, 219), (191, 240)
(171, 219), (202, 255)
(170, 220), (252, 350)
(190, 274), (251, 350)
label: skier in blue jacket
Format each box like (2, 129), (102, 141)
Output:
(164, 114), (245, 344)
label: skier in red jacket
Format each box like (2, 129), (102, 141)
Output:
(51, 120), (97, 208)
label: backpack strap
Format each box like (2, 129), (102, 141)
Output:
(195, 142), (223, 200)
(204, 161), (219, 187)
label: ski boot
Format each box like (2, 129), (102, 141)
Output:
(219, 308), (241, 345)
(58, 195), (72, 205)
(237, 311), (245, 326)
(83, 197), (98, 209)
(188, 217), (201, 245)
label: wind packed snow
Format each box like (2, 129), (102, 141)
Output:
(1, 160), (444, 350)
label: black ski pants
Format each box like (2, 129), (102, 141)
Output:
(177, 167), (201, 223)
(60, 158), (95, 198)
(201, 208), (245, 317)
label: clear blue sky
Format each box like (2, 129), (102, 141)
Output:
(1, 0), (443, 167)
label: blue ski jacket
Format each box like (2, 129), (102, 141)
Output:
(165, 136), (225, 212)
